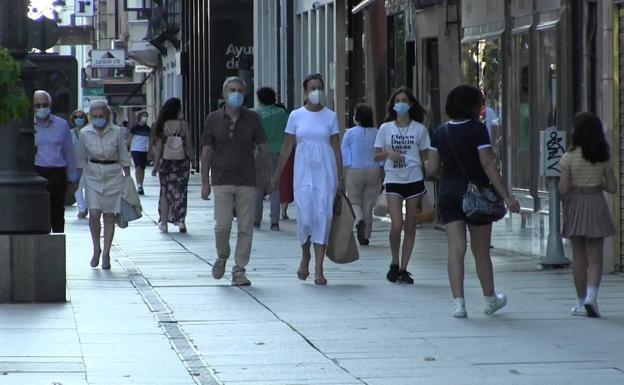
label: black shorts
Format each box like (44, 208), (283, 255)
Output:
(385, 181), (426, 200)
(131, 151), (148, 169)
(437, 177), (491, 226)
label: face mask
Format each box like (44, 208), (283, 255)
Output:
(74, 117), (86, 127)
(227, 92), (245, 109)
(35, 107), (51, 120)
(92, 118), (107, 129)
(307, 90), (324, 105)
(393, 102), (410, 115)
(140, 116), (148, 124)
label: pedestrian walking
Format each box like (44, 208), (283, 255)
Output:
(274, 73), (344, 286)
(559, 112), (616, 318)
(201, 76), (274, 286)
(69, 109), (89, 219)
(33, 90), (79, 233)
(76, 101), (131, 269)
(128, 110), (151, 195)
(341, 103), (382, 246)
(254, 87), (288, 230)
(426, 85), (520, 318)
(151, 98), (195, 233)
(374, 87), (430, 284)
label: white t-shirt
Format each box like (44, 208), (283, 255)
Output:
(374, 120), (430, 184)
(285, 107), (339, 142)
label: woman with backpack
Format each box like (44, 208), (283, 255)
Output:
(559, 112), (616, 318)
(151, 98), (195, 233)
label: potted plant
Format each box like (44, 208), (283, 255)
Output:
(0, 47), (29, 124)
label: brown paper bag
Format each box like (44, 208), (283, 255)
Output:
(326, 192), (359, 264)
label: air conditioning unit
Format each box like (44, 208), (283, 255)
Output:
(111, 39), (126, 50)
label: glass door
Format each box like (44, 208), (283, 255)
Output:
(511, 33), (531, 194)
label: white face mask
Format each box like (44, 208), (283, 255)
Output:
(307, 90), (324, 105)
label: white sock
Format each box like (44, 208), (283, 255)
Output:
(577, 297), (585, 308)
(585, 286), (599, 303)
(453, 298), (465, 308)
(484, 294), (496, 304)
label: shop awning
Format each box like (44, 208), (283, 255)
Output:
(352, 0), (376, 14)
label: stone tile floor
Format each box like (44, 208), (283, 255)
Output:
(0, 172), (623, 385)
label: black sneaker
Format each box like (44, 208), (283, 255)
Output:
(356, 220), (366, 245)
(270, 223), (279, 231)
(386, 264), (400, 283)
(137, 186), (144, 195)
(397, 270), (414, 284)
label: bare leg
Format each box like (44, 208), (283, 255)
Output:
(400, 197), (420, 271)
(445, 221), (467, 298)
(159, 190), (170, 224)
(281, 203), (289, 219)
(468, 223), (495, 297)
(313, 243), (327, 285)
(298, 238), (311, 280)
(387, 194), (404, 266)
(89, 209), (102, 267)
(570, 237), (588, 300)
(101, 213), (116, 269)
(586, 237), (604, 291)
(135, 167), (145, 187)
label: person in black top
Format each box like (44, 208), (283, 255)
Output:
(426, 85), (519, 319)
(128, 111), (151, 195)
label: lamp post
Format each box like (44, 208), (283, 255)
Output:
(0, 0), (50, 233)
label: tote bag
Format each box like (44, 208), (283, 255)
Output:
(326, 192), (359, 264)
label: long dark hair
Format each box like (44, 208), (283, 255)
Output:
(384, 87), (426, 123)
(571, 112), (610, 163)
(153, 98), (182, 140)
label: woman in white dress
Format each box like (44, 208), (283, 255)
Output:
(77, 101), (131, 269)
(274, 73), (344, 285)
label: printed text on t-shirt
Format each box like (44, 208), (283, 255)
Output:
(391, 134), (416, 168)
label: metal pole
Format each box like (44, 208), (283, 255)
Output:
(541, 177), (570, 267)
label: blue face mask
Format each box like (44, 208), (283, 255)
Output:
(74, 117), (86, 127)
(393, 102), (410, 115)
(227, 92), (245, 109)
(92, 118), (107, 129)
(35, 107), (51, 120)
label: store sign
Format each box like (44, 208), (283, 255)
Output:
(135, 65), (152, 73)
(75, 0), (95, 17)
(541, 127), (566, 177)
(92, 49), (125, 68)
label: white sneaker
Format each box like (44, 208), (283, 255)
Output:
(484, 293), (507, 315)
(571, 305), (586, 316)
(158, 222), (168, 233)
(452, 302), (467, 318)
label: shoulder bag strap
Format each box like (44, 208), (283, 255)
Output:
(443, 123), (472, 184)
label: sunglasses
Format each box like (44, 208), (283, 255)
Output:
(34, 103), (50, 108)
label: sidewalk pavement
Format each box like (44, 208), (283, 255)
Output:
(1, 171), (623, 385)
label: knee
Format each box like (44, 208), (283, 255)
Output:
(390, 221), (403, 233)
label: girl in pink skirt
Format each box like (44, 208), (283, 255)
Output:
(559, 112), (616, 318)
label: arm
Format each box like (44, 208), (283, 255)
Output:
(425, 149), (440, 178)
(127, 133), (134, 150)
(151, 137), (162, 176)
(273, 134), (295, 182)
(258, 142), (274, 193)
(118, 129), (131, 177)
(341, 131), (352, 176)
(331, 134), (344, 190)
(558, 165), (571, 195)
(63, 126), (79, 182)
(201, 145), (213, 200)
(478, 148), (520, 212)
(603, 165), (617, 194)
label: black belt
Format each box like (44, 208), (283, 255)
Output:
(89, 159), (117, 165)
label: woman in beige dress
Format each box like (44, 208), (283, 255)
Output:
(77, 101), (131, 269)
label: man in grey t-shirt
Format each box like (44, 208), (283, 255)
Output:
(201, 77), (273, 286)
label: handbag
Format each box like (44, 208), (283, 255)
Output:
(443, 124), (506, 222)
(162, 121), (186, 160)
(326, 192), (360, 264)
(115, 176), (143, 228)
(373, 188), (388, 217)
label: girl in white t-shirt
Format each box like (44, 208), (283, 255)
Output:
(374, 87), (430, 284)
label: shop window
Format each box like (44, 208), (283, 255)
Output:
(423, 38), (440, 131)
(512, 34), (531, 192)
(387, 12), (407, 91)
(537, 29), (558, 193)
